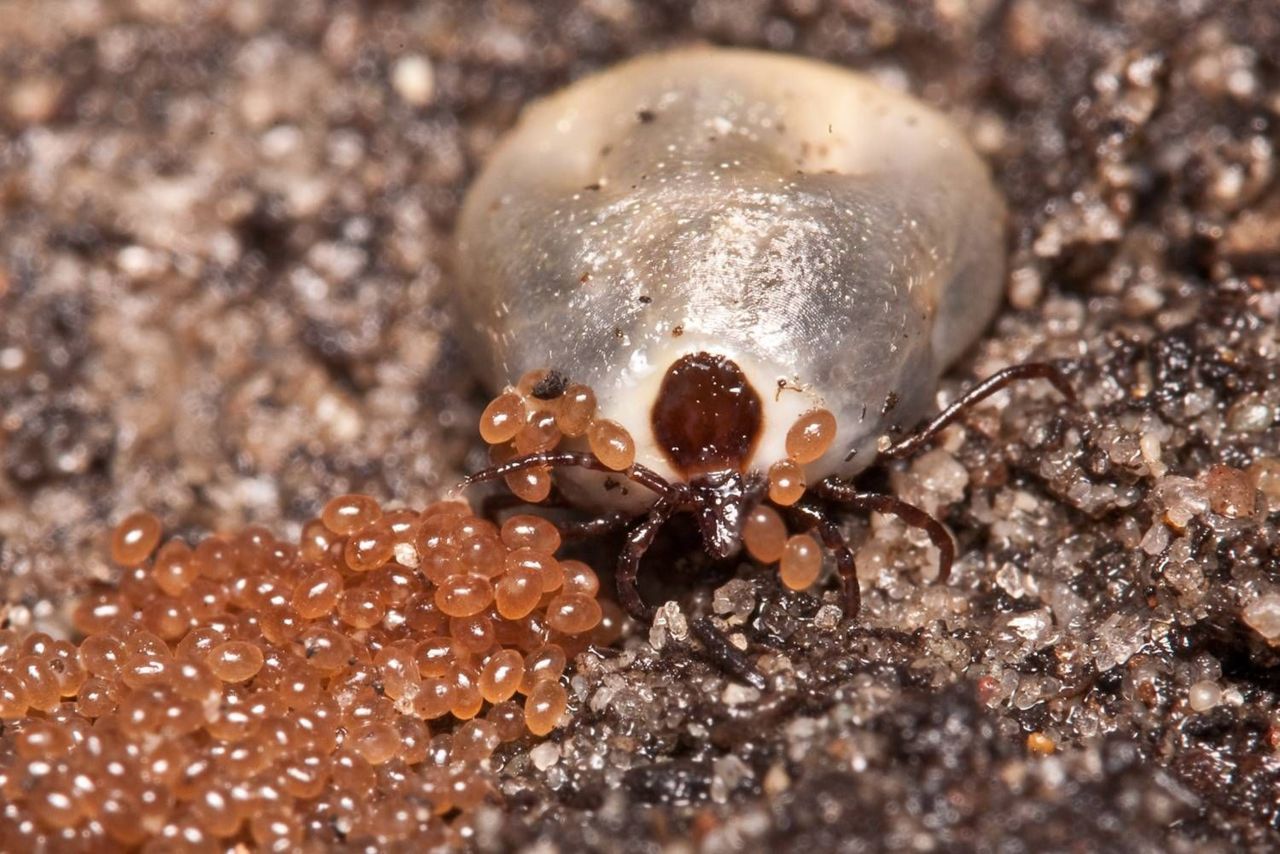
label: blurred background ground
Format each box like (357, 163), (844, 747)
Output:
(1, 0), (1279, 850)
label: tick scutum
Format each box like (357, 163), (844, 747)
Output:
(651, 352), (763, 478)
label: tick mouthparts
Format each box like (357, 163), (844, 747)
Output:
(690, 471), (756, 560)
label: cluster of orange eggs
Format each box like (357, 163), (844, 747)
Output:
(478, 369), (637, 502)
(0, 496), (617, 850)
(744, 408), (840, 592)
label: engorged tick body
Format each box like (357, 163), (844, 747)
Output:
(454, 48), (1072, 682)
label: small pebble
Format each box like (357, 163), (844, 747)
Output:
(1203, 464), (1255, 518)
(1188, 680), (1222, 712)
(711, 579), (757, 624)
(1225, 393), (1273, 433)
(391, 55), (435, 107)
(1243, 594), (1280, 643)
(763, 763), (790, 796)
(813, 604), (843, 630)
(722, 684), (761, 706)
(529, 741), (560, 770)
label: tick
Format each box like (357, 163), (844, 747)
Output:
(453, 48), (1073, 685)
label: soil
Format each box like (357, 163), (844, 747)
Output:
(2, 0), (1279, 850)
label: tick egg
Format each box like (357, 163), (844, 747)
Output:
(0, 496), (611, 844)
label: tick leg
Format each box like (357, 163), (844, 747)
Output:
(786, 502), (860, 617)
(460, 449), (677, 500)
(688, 617), (767, 691)
(814, 481), (956, 583)
(878, 362), (1075, 461)
(615, 496), (767, 689)
(558, 511), (632, 540)
(615, 497), (676, 622)
(479, 488), (572, 521)
(481, 491), (630, 541)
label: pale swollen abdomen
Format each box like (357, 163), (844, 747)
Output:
(455, 47), (1006, 509)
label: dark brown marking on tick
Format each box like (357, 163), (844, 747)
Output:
(637, 109), (656, 123)
(651, 352), (763, 477)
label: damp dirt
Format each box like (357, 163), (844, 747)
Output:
(2, 1), (1279, 850)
